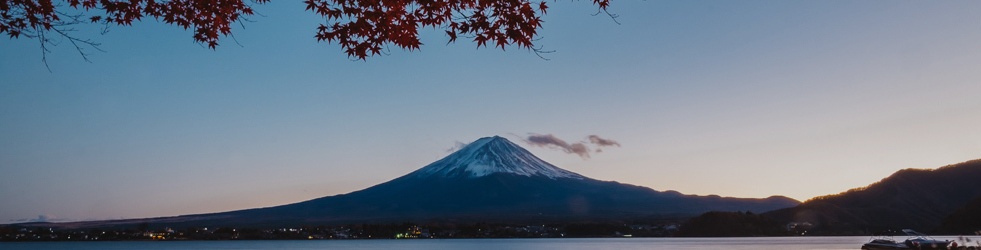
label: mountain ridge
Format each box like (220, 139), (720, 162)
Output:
(11, 136), (799, 229)
(764, 159), (981, 234)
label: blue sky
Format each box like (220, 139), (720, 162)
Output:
(2, 1), (981, 223)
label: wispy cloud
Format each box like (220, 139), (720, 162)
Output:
(588, 135), (620, 152)
(524, 134), (593, 159)
(446, 141), (467, 152)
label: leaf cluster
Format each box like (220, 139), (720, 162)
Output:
(2, 0), (267, 49)
(2, 0), (611, 60)
(305, 0), (610, 60)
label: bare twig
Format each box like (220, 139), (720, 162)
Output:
(532, 45), (554, 61)
(592, 8), (620, 25)
(24, 9), (107, 71)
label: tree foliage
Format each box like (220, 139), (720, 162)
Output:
(765, 159), (981, 235)
(1, 0), (613, 60)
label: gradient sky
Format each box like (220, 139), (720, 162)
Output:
(2, 1), (981, 223)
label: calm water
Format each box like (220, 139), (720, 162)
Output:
(1, 236), (977, 250)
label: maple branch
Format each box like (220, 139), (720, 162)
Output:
(55, 11), (104, 59)
(51, 25), (104, 62)
(532, 45), (554, 61)
(37, 28), (53, 72)
(591, 7), (620, 25)
(228, 32), (244, 47)
(26, 8), (105, 71)
(98, 20), (111, 35)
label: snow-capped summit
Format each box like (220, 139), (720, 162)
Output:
(408, 136), (586, 179)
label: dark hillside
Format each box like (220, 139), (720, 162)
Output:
(936, 196), (981, 234)
(765, 159), (981, 235)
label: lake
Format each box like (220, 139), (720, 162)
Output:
(1, 236), (977, 250)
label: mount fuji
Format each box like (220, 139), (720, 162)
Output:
(34, 136), (800, 228)
(408, 135), (586, 179)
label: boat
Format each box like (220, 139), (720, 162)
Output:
(862, 231), (910, 250)
(861, 229), (954, 250)
(900, 229), (954, 249)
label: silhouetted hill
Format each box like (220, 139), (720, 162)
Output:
(765, 159), (981, 235)
(936, 196), (981, 234)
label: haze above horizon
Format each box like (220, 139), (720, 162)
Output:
(2, 1), (981, 223)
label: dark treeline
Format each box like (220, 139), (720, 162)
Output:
(5, 207), (979, 241)
(0, 221), (683, 241)
(675, 211), (790, 237)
